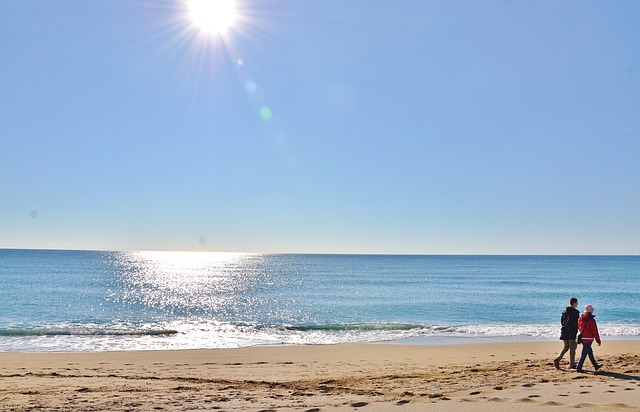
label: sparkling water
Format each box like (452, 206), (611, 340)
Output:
(1, 249), (638, 351)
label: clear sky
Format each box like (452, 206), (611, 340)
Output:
(2, 0), (639, 254)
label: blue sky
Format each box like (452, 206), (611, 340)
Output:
(2, 0), (639, 254)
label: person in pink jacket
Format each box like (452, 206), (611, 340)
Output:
(576, 304), (602, 373)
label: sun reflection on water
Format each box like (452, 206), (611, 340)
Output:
(112, 251), (262, 317)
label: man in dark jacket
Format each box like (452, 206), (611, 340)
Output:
(554, 297), (580, 369)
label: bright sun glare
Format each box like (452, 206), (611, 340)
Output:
(188, 0), (238, 35)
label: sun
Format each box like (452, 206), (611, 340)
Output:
(188, 0), (238, 35)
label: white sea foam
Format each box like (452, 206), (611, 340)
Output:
(2, 321), (639, 352)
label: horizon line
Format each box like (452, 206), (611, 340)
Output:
(1, 247), (638, 257)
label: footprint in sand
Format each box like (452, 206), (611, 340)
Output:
(544, 401), (563, 406)
(351, 401), (368, 407)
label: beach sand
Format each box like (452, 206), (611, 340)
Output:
(1, 341), (639, 411)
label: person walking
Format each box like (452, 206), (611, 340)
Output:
(576, 304), (602, 373)
(554, 297), (580, 369)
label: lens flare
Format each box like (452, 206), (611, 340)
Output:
(259, 106), (273, 122)
(188, 0), (238, 35)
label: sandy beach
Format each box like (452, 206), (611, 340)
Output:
(1, 340), (639, 411)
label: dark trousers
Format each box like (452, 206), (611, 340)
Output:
(577, 341), (598, 371)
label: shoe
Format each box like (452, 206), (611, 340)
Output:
(594, 364), (602, 371)
(570, 365), (577, 369)
(576, 369), (585, 373)
(553, 359), (560, 370)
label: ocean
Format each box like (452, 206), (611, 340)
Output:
(1, 249), (639, 352)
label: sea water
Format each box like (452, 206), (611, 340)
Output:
(1, 249), (638, 352)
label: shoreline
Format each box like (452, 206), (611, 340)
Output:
(2, 340), (639, 411)
(389, 334), (640, 345)
(5, 333), (640, 354)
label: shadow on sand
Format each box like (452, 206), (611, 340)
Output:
(594, 370), (640, 381)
